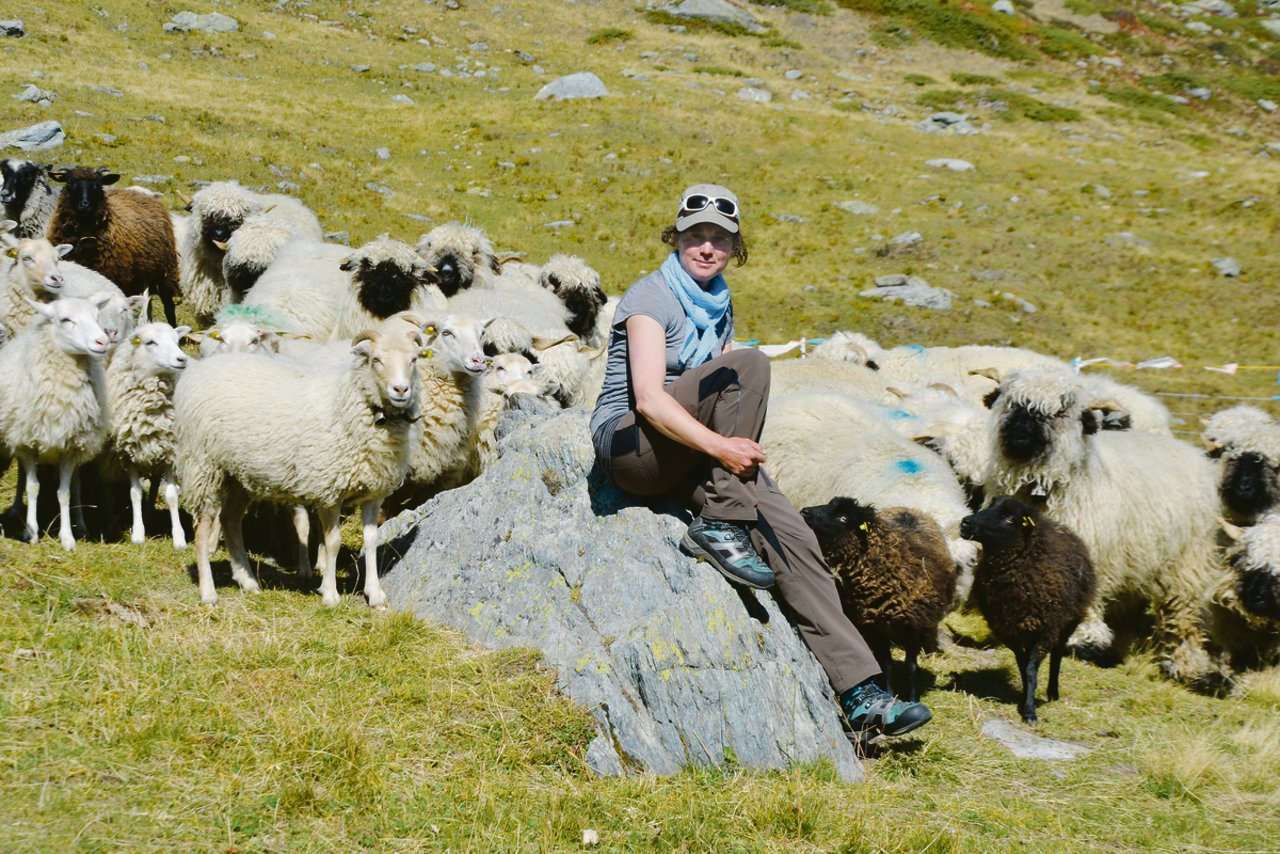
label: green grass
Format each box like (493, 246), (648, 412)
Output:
(585, 27), (633, 45)
(904, 72), (938, 86)
(3, 0), (1280, 848)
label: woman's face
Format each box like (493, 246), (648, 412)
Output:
(675, 222), (734, 286)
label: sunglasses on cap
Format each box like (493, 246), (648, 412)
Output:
(679, 194), (738, 219)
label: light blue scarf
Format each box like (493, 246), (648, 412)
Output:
(660, 252), (730, 369)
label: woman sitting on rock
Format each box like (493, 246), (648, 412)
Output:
(589, 182), (931, 740)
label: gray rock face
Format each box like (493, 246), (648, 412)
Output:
(0, 20), (24, 37)
(835, 200), (880, 216)
(737, 86), (772, 103)
(917, 112), (980, 136)
(535, 72), (608, 101)
(1183, 0), (1236, 16)
(860, 275), (953, 310)
(15, 84), (55, 104)
(925, 158), (975, 172)
(164, 12), (240, 34)
(0, 121), (64, 151)
(379, 409), (863, 781)
(1212, 257), (1241, 277)
(663, 0), (766, 33)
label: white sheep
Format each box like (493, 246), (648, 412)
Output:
(769, 356), (893, 402)
(760, 388), (981, 599)
(179, 181), (323, 323)
(0, 295), (112, 549)
(1204, 514), (1280, 671)
(219, 214), (298, 300)
(414, 221), (501, 297)
(985, 369), (1226, 687)
(1202, 404), (1274, 455)
(175, 325), (424, 607)
(105, 321), (192, 548)
(1213, 418), (1280, 526)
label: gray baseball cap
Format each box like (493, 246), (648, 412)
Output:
(675, 183), (740, 234)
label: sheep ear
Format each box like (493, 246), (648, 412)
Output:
(49, 169), (68, 183)
(1081, 409), (1102, 436)
(55, 243), (73, 258)
(24, 296), (53, 317)
(175, 325), (192, 338)
(338, 256), (359, 273)
(90, 291), (113, 309)
(351, 330), (380, 356)
(1218, 516), (1244, 541)
(101, 172), (121, 186)
(0, 219), (16, 233)
(982, 388), (1001, 410)
(487, 253), (503, 275)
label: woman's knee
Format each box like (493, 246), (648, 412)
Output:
(721, 348), (770, 392)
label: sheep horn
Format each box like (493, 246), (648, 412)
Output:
(1088, 397), (1126, 414)
(1201, 434), (1224, 453)
(495, 251), (527, 266)
(969, 366), (1002, 382)
(884, 386), (910, 401)
(532, 332), (579, 350)
(212, 239), (229, 251)
(1217, 516), (1244, 541)
(845, 341), (870, 364)
(173, 189), (192, 207)
(928, 382), (960, 397)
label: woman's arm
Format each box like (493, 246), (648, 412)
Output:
(627, 314), (766, 477)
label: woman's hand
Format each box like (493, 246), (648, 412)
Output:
(714, 436), (767, 478)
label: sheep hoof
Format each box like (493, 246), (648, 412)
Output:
(131, 531), (146, 545)
(200, 591), (218, 605)
(172, 537), (188, 550)
(321, 591), (341, 607)
(60, 535), (76, 551)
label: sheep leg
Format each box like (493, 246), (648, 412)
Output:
(871, 638), (894, 696)
(161, 471), (185, 550)
(19, 452), (39, 544)
(1016, 646), (1041, 723)
(316, 504), (343, 607)
(292, 504), (312, 579)
(903, 642), (921, 703)
(361, 498), (386, 609)
(1047, 648), (1063, 703)
(159, 292), (177, 327)
(221, 489), (259, 594)
(195, 510), (220, 605)
(71, 468), (88, 540)
(1066, 605), (1114, 662)
(129, 466), (147, 544)
(56, 459), (77, 551)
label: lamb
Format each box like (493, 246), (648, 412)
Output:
(800, 496), (957, 701)
(175, 324), (424, 607)
(1208, 418), (1280, 526)
(179, 181), (323, 323)
(104, 321), (192, 548)
(414, 221), (501, 296)
(46, 166), (181, 326)
(960, 496), (1097, 722)
(0, 159), (60, 239)
(984, 369), (1227, 688)
(0, 295), (112, 549)
(1204, 515), (1280, 671)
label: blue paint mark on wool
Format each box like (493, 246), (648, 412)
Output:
(895, 458), (925, 475)
(904, 343), (927, 354)
(887, 409), (915, 420)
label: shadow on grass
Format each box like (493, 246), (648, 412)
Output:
(940, 663), (1022, 706)
(184, 542), (369, 601)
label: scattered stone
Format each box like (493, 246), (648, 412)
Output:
(889, 230), (923, 247)
(1212, 257), (1241, 277)
(402, 212), (432, 223)
(131, 174), (171, 185)
(916, 111), (980, 136)
(90, 85), (125, 97)
(95, 133), (117, 144)
(381, 410), (863, 781)
(661, 0), (767, 34)
(15, 84), (55, 104)
(535, 72), (608, 101)
(992, 0), (1016, 13)
(1001, 292), (1037, 313)
(376, 147), (391, 160)
(352, 64), (371, 73)
(391, 94), (414, 104)
(738, 86), (772, 103)
(860, 276), (952, 310)
(1083, 183), (1112, 199)
(0, 20), (24, 37)
(365, 181), (393, 196)
(981, 719), (1091, 760)
(784, 69), (803, 80)
(925, 158), (975, 172)
(1185, 20), (1212, 32)
(1186, 87), (1211, 100)
(1107, 231), (1151, 249)
(1259, 99), (1278, 113)
(1099, 56), (1124, 68)
(163, 12), (240, 33)
(0, 121), (64, 151)
(835, 200), (880, 216)
(770, 213), (805, 224)
(544, 220), (576, 229)
(1261, 20), (1280, 38)
(413, 63), (437, 74)
(875, 274), (911, 287)
(790, 90), (811, 101)
(1183, 0), (1236, 17)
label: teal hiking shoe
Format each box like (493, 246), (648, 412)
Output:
(841, 680), (932, 738)
(680, 515), (776, 590)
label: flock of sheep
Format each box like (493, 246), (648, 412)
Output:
(3, 156), (1279, 723)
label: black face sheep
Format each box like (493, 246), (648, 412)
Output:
(800, 496), (957, 702)
(46, 166), (181, 326)
(414, 221), (501, 297)
(538, 254), (608, 345)
(960, 496), (1097, 723)
(984, 370), (1224, 689)
(1210, 419), (1280, 527)
(1, 158), (60, 240)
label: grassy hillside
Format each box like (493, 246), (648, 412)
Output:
(2, 0), (1279, 849)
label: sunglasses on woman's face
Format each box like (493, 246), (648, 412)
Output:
(679, 194), (738, 219)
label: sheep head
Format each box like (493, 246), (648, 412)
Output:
(413, 222), (499, 297)
(959, 496), (1039, 553)
(50, 166), (118, 226)
(352, 328), (423, 420)
(799, 496), (880, 566)
(342, 237), (440, 319)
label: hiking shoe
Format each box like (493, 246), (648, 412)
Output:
(680, 516), (776, 590)
(841, 680), (932, 738)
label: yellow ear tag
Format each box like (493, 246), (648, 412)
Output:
(423, 324), (436, 335)
(210, 330), (222, 341)
(131, 336), (141, 346)
(5, 248), (15, 259)
(420, 347), (434, 359)
(858, 522), (871, 532)
(1022, 516), (1036, 528)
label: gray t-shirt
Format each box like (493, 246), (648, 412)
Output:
(589, 269), (735, 457)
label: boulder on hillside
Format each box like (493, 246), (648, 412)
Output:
(535, 72), (608, 101)
(164, 12), (240, 33)
(0, 121), (64, 151)
(661, 0), (767, 33)
(379, 408), (863, 781)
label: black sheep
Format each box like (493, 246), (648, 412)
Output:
(960, 496), (1096, 723)
(801, 496), (956, 702)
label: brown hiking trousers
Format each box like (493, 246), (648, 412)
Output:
(599, 348), (879, 694)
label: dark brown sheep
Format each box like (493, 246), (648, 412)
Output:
(800, 496), (957, 702)
(47, 166), (181, 325)
(960, 496), (1096, 723)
